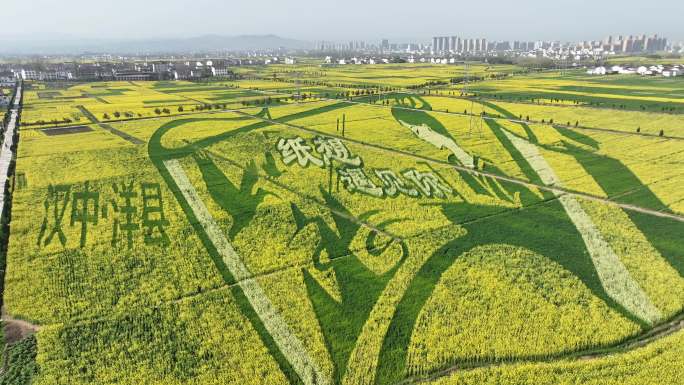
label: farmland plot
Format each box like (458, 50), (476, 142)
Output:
(4, 75), (684, 385)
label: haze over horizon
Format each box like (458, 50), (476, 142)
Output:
(2, 0), (683, 44)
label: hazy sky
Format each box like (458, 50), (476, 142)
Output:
(3, 0), (683, 42)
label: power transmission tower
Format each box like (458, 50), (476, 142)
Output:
(463, 61), (483, 138)
(558, 56), (567, 76)
(468, 101), (484, 138)
(560, 57), (564, 76)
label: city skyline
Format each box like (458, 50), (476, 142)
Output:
(0, 32), (680, 56)
(2, 0), (683, 43)
(427, 34), (671, 54)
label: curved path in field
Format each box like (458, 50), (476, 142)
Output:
(398, 311), (684, 385)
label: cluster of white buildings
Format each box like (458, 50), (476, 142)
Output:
(0, 72), (16, 87)
(171, 60), (233, 79)
(587, 64), (682, 77)
(317, 40), (425, 54)
(18, 69), (73, 81)
(263, 57), (296, 65)
(0, 89), (10, 107)
(324, 56), (391, 65)
(322, 55), (482, 66)
(411, 57), (463, 64)
(0, 55), (301, 83)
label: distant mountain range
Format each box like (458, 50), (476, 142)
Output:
(0, 34), (314, 55)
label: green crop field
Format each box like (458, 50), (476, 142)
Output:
(3, 65), (683, 385)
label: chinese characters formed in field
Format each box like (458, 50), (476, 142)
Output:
(338, 168), (384, 197)
(37, 184), (71, 247)
(276, 136), (454, 199)
(110, 181), (139, 248)
(373, 169), (420, 198)
(71, 182), (100, 248)
(37, 181), (170, 249)
(140, 183), (170, 246)
(401, 169), (453, 199)
(276, 137), (324, 168)
(313, 136), (362, 167)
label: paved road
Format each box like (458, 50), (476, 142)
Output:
(76, 105), (145, 145)
(0, 84), (22, 221)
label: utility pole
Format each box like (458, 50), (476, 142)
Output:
(463, 60), (481, 137)
(328, 162), (333, 193)
(342, 114), (346, 137)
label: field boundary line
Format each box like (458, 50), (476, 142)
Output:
(75, 105), (146, 145)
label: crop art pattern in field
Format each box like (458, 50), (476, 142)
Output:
(36, 181), (169, 249)
(275, 135), (454, 199)
(276, 136), (362, 168)
(7, 73), (684, 385)
(500, 129), (662, 325)
(162, 159), (328, 385)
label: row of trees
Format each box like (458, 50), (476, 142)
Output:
(258, 74), (402, 93)
(100, 104), (230, 121)
(22, 118), (75, 127)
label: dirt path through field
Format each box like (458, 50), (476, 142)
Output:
(1, 307), (39, 345)
(399, 312), (684, 384)
(75, 105), (145, 145)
